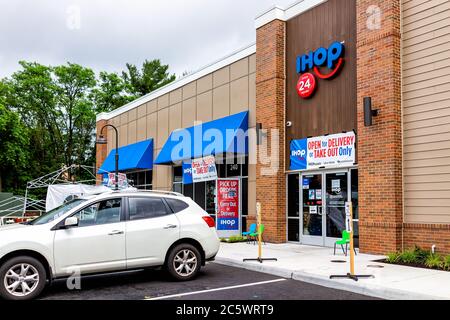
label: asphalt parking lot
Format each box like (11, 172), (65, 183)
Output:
(40, 263), (378, 300)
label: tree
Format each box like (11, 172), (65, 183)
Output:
(122, 59), (176, 97)
(0, 58), (177, 196)
(53, 63), (97, 173)
(0, 101), (29, 192)
(91, 72), (133, 113)
(4, 62), (63, 191)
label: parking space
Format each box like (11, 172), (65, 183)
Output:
(40, 263), (378, 300)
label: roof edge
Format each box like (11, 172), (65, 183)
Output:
(97, 44), (256, 122)
(255, 0), (328, 29)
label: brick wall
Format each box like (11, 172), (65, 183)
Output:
(356, 0), (403, 254)
(255, 19), (287, 243)
(403, 223), (450, 255)
(95, 120), (108, 184)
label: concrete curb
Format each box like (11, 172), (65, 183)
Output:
(214, 257), (447, 300)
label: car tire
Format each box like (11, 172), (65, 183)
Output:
(0, 256), (47, 300)
(166, 244), (201, 281)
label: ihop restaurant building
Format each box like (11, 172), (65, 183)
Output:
(96, 0), (450, 254)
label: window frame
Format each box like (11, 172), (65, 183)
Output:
(52, 197), (126, 230)
(125, 196), (174, 222)
(125, 169), (153, 190)
(171, 155), (249, 219)
(165, 197), (190, 214)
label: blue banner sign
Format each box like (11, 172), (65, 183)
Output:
(290, 131), (356, 171)
(182, 161), (193, 185)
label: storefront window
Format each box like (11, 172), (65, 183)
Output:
(288, 175), (300, 218)
(171, 155), (249, 233)
(173, 166), (182, 183)
(194, 182), (206, 209)
(183, 183), (193, 199)
(227, 163), (241, 177)
(126, 170), (152, 190)
(351, 169), (359, 248)
(241, 156), (249, 177)
(217, 163), (226, 178)
(173, 183), (182, 194)
(205, 180), (216, 216)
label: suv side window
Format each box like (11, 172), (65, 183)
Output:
(73, 198), (122, 227)
(128, 197), (170, 221)
(165, 198), (189, 213)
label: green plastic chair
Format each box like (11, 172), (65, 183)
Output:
(334, 230), (357, 256)
(250, 224), (266, 245)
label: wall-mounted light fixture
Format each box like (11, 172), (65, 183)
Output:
(364, 97), (379, 127)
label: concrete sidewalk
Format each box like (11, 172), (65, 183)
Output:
(214, 243), (450, 300)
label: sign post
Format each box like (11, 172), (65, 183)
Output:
(330, 202), (373, 281)
(243, 202), (278, 264)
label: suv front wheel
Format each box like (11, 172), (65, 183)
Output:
(166, 244), (201, 281)
(0, 256), (47, 300)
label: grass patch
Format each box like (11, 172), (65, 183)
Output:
(220, 236), (249, 243)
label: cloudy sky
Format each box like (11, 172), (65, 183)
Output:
(0, 0), (295, 79)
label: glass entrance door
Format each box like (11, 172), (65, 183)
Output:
(301, 174), (324, 246)
(324, 172), (348, 247)
(298, 169), (357, 247)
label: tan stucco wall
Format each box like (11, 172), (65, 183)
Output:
(103, 54), (257, 215)
(402, 0), (450, 224)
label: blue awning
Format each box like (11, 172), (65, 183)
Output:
(155, 111), (249, 164)
(98, 139), (153, 174)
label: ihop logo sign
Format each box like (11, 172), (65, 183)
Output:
(290, 139), (308, 170)
(295, 41), (345, 99)
(291, 149), (306, 159)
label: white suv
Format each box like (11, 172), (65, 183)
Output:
(0, 191), (220, 300)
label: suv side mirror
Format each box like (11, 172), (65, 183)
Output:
(64, 217), (79, 228)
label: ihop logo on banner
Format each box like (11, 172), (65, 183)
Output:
(182, 162), (193, 185)
(217, 218), (239, 231)
(290, 138), (308, 171)
(295, 41), (345, 99)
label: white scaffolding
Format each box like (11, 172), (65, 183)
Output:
(22, 164), (104, 216)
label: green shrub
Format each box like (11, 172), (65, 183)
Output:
(399, 249), (417, 264)
(220, 236), (248, 243)
(443, 255), (450, 271)
(413, 246), (430, 264)
(425, 254), (443, 269)
(386, 252), (400, 264)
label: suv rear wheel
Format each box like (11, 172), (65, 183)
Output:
(0, 256), (47, 300)
(166, 244), (201, 281)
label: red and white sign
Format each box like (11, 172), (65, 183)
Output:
(307, 131), (356, 169)
(216, 179), (240, 236)
(296, 72), (317, 99)
(191, 155), (217, 183)
(108, 173), (128, 189)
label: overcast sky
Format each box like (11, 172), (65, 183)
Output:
(0, 0), (295, 79)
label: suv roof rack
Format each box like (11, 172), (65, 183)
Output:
(132, 190), (184, 197)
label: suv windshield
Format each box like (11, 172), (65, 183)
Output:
(29, 199), (87, 225)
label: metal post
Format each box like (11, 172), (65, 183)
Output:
(243, 202), (277, 264)
(23, 187), (28, 217)
(115, 152), (119, 191)
(330, 201), (374, 281)
(98, 124), (120, 191)
(349, 203), (356, 275)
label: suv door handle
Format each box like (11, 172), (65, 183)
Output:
(164, 224), (178, 229)
(108, 230), (124, 236)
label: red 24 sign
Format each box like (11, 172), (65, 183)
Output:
(296, 73), (317, 99)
